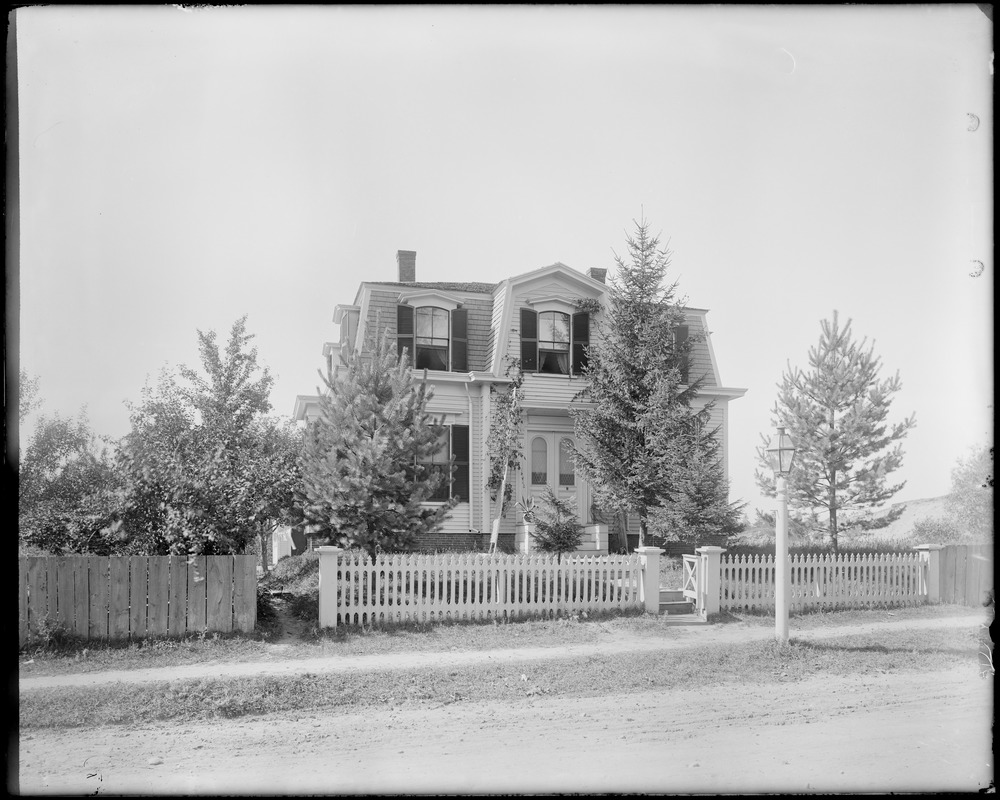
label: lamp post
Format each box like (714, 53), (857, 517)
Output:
(766, 426), (796, 643)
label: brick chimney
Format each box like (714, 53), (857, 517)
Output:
(587, 267), (607, 284)
(397, 250), (416, 283)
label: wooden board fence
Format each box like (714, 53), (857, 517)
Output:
(332, 552), (643, 627)
(940, 544), (993, 606)
(18, 555), (257, 647)
(719, 552), (927, 612)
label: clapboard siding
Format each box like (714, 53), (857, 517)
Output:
(463, 295), (494, 372)
(362, 286), (494, 372)
(519, 374), (587, 409)
(684, 313), (717, 387)
(487, 284), (506, 373)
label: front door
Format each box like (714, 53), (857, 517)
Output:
(527, 433), (582, 523)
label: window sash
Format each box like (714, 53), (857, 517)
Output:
(419, 426), (470, 502)
(522, 309), (589, 375)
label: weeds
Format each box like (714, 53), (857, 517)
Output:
(20, 625), (981, 731)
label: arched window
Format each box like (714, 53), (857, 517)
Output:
(531, 437), (548, 485)
(559, 438), (575, 486)
(538, 311), (571, 375)
(415, 307), (449, 370)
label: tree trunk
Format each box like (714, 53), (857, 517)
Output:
(828, 472), (839, 553)
(638, 516), (647, 549)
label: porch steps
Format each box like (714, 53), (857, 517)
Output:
(659, 588), (695, 615)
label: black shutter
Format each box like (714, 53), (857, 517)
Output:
(520, 308), (538, 372)
(451, 425), (470, 502)
(451, 308), (468, 372)
(572, 311), (589, 375)
(675, 325), (689, 384)
(397, 305), (414, 365)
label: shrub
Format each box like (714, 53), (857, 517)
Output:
(286, 588), (319, 623)
(723, 543), (915, 558)
(910, 517), (983, 546)
(529, 490), (584, 554)
(259, 552), (320, 594)
(21, 617), (81, 654)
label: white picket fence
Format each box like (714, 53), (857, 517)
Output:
(320, 550), (645, 627)
(720, 552), (927, 612)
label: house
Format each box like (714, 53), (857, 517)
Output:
(293, 250), (747, 553)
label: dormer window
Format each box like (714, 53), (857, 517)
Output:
(333, 305), (361, 355)
(538, 311), (571, 374)
(520, 306), (589, 376)
(415, 307), (450, 370)
(397, 298), (468, 372)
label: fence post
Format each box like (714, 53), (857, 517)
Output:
(695, 546), (726, 620)
(914, 544), (943, 604)
(635, 546), (663, 614)
(317, 546), (343, 629)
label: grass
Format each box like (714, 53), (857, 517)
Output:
(20, 624), (989, 731)
(19, 601), (989, 679)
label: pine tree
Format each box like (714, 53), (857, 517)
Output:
(297, 327), (455, 556)
(529, 489), (584, 554)
(756, 311), (916, 551)
(572, 218), (743, 546)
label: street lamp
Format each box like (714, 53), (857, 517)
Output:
(766, 426), (796, 643)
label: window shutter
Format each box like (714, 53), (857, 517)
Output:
(520, 308), (538, 372)
(572, 311), (590, 375)
(451, 425), (470, 502)
(397, 305), (414, 365)
(675, 325), (689, 384)
(451, 308), (468, 372)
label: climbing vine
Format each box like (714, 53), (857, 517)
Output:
(485, 357), (524, 515)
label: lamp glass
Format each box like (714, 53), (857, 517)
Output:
(766, 427), (796, 476)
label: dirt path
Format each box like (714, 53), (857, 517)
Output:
(18, 612), (987, 690)
(18, 664), (993, 794)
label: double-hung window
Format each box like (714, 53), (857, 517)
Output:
(538, 312), (571, 374)
(674, 325), (689, 384)
(397, 304), (468, 372)
(421, 425), (470, 502)
(520, 307), (589, 376)
(415, 307), (450, 370)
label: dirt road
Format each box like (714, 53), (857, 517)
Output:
(16, 613), (995, 794)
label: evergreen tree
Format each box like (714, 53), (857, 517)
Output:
(529, 489), (584, 554)
(572, 218), (743, 546)
(297, 328), (455, 557)
(756, 311), (916, 551)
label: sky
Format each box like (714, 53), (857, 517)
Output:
(12, 5), (993, 518)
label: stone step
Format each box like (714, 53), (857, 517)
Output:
(659, 588), (686, 603)
(660, 600), (695, 615)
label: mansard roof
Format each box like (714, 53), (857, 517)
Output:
(365, 281), (498, 294)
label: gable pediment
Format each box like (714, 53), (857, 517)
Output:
(396, 288), (464, 310)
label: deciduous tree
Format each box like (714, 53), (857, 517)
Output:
(18, 391), (123, 555)
(117, 316), (301, 555)
(945, 445), (993, 541)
